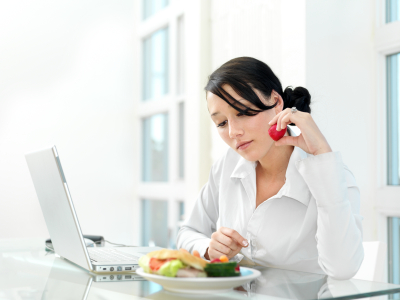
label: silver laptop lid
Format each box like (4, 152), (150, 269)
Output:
(25, 146), (92, 271)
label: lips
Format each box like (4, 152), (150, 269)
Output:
(236, 141), (252, 150)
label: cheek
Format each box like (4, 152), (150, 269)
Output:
(247, 114), (275, 154)
(247, 114), (271, 137)
(218, 128), (233, 145)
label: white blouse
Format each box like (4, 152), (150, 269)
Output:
(176, 127), (364, 280)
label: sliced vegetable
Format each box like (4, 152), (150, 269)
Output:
(149, 257), (175, 271)
(158, 259), (184, 277)
(210, 258), (221, 263)
(193, 250), (200, 257)
(204, 262), (240, 277)
(139, 255), (151, 273)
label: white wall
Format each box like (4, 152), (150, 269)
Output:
(209, 0), (377, 242)
(0, 0), (380, 248)
(0, 1), (137, 244)
(209, 0), (306, 162)
(306, 0), (376, 240)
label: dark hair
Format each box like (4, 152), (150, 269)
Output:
(204, 57), (311, 125)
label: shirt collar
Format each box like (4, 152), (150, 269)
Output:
(230, 126), (311, 206)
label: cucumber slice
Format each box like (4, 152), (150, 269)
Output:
(204, 262), (240, 277)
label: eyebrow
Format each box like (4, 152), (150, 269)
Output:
(211, 112), (220, 117)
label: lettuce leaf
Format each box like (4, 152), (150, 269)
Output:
(158, 259), (184, 277)
(138, 255), (151, 273)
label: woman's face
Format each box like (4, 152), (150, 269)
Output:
(207, 85), (284, 162)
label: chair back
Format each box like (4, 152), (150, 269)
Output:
(352, 241), (386, 282)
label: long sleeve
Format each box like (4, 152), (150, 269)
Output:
(296, 151), (364, 280)
(176, 165), (220, 259)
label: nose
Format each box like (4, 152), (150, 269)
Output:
(229, 120), (244, 139)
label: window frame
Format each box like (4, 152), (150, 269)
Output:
(376, 0), (400, 284)
(136, 0), (184, 248)
(133, 0), (211, 248)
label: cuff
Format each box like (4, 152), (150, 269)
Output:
(196, 238), (211, 260)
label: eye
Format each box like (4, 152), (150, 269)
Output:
(217, 120), (227, 128)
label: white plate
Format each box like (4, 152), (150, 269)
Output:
(136, 267), (261, 294)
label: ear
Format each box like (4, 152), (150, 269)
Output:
(271, 90), (284, 115)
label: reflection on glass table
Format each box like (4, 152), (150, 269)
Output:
(1, 239), (400, 300)
(143, 266), (400, 300)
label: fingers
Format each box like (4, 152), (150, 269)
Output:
(279, 111), (294, 130)
(209, 239), (231, 255)
(269, 108), (290, 128)
(268, 112), (280, 126)
(208, 227), (248, 260)
(208, 247), (227, 260)
(270, 108), (309, 131)
(276, 108), (292, 131)
(219, 227), (248, 247)
(218, 233), (241, 251)
(210, 231), (240, 254)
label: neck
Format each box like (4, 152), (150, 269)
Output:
(257, 142), (294, 179)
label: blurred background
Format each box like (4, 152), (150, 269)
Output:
(1, 0), (400, 285)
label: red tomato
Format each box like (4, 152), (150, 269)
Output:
(210, 258), (221, 263)
(149, 258), (175, 271)
(219, 255), (229, 262)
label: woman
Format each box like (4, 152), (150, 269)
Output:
(176, 57), (363, 280)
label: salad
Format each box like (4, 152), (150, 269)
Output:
(138, 248), (240, 278)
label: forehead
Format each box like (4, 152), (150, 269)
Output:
(207, 85), (253, 114)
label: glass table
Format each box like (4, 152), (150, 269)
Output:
(1, 238), (399, 300)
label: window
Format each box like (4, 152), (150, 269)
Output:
(135, 0), (208, 251)
(176, 15), (185, 95)
(386, 0), (400, 23)
(388, 217), (400, 298)
(387, 54), (400, 289)
(142, 27), (169, 101)
(141, 199), (169, 247)
(142, 113), (169, 182)
(387, 52), (400, 185)
(178, 201), (185, 223)
(137, 1), (190, 250)
(143, 0), (169, 20)
(359, 0), (400, 285)
(178, 102), (185, 179)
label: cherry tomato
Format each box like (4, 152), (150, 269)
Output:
(220, 255), (229, 262)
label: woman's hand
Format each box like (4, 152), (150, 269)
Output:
(205, 227), (248, 260)
(268, 108), (332, 156)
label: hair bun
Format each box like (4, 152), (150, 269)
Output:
(283, 86), (311, 114)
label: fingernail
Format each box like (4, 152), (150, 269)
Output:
(242, 240), (248, 247)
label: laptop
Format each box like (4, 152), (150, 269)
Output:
(25, 146), (160, 273)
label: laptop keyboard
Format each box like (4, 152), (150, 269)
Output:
(88, 248), (139, 262)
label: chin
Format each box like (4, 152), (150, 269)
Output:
(234, 142), (272, 162)
(235, 149), (262, 162)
